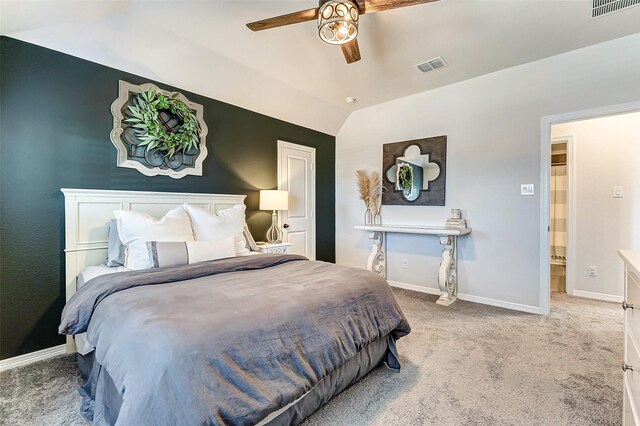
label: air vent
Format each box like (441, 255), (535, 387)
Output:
(591, 0), (640, 18)
(416, 56), (448, 73)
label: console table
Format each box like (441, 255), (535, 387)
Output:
(354, 224), (471, 306)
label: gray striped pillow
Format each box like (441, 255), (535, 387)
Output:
(146, 238), (236, 269)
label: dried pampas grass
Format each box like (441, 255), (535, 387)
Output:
(368, 171), (383, 215)
(355, 169), (383, 217)
(356, 169), (370, 204)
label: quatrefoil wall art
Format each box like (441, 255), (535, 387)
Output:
(110, 81), (209, 179)
(382, 136), (447, 206)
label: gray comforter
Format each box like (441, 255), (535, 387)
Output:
(60, 254), (410, 425)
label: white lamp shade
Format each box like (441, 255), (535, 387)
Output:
(260, 190), (289, 211)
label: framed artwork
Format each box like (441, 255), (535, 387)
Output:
(110, 80), (209, 179)
(382, 135), (447, 206)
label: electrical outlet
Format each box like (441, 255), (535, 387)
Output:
(521, 184), (535, 196)
(613, 186), (623, 198)
(588, 266), (598, 277)
(401, 259), (408, 269)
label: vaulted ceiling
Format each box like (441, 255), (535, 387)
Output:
(2, 0), (639, 134)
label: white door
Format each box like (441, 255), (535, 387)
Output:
(278, 141), (315, 260)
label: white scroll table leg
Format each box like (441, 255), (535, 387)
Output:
(366, 231), (386, 278)
(437, 235), (458, 306)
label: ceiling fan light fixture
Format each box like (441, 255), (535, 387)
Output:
(317, 0), (359, 45)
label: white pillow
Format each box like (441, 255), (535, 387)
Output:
(243, 223), (259, 251)
(114, 206), (195, 270)
(183, 204), (249, 256)
(146, 238), (236, 268)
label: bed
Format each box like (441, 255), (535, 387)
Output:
(59, 189), (410, 425)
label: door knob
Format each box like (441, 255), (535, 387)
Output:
(623, 301), (635, 310)
(283, 223), (290, 229)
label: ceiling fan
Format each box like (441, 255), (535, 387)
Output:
(247, 0), (439, 64)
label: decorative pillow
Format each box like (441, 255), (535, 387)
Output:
(146, 238), (236, 269)
(243, 223), (259, 252)
(106, 218), (126, 267)
(114, 206), (194, 270)
(183, 204), (249, 256)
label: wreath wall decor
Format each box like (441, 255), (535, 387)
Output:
(110, 81), (209, 178)
(397, 163), (414, 192)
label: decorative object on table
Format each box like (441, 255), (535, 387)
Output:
(260, 190), (289, 244)
(256, 242), (292, 254)
(356, 169), (382, 225)
(382, 135), (446, 205)
(446, 209), (467, 229)
(110, 80), (209, 179)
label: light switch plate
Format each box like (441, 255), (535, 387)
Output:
(521, 184), (535, 196)
(613, 186), (623, 198)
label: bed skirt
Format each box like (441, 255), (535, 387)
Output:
(78, 334), (393, 425)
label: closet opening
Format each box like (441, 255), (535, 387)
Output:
(550, 138), (570, 295)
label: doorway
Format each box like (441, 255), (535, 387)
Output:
(540, 101), (640, 315)
(277, 140), (316, 260)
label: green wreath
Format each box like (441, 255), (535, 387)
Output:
(124, 89), (201, 157)
(398, 163), (414, 191)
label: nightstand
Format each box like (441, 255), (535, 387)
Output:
(256, 242), (292, 254)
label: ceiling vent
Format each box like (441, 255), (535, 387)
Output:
(591, 0), (640, 18)
(416, 56), (448, 73)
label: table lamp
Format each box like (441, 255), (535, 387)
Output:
(259, 190), (289, 244)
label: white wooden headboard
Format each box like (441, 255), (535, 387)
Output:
(62, 188), (246, 302)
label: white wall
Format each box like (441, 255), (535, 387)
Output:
(335, 33), (640, 313)
(552, 113), (640, 300)
(2, 19), (348, 135)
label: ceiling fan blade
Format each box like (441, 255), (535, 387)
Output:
(360, 0), (439, 14)
(247, 8), (318, 31)
(341, 39), (361, 64)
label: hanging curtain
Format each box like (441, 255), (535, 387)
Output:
(550, 165), (567, 264)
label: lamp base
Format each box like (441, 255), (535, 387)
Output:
(265, 210), (283, 244)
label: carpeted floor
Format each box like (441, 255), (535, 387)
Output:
(0, 289), (623, 425)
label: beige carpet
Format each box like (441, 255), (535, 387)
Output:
(0, 290), (623, 425)
(305, 290), (623, 425)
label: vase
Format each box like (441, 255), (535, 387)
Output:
(364, 209), (373, 226)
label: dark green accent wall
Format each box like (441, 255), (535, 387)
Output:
(0, 37), (335, 360)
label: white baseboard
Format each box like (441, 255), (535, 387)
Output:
(572, 290), (623, 303)
(387, 280), (441, 296)
(0, 344), (67, 372)
(457, 292), (542, 315)
(388, 280), (542, 315)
